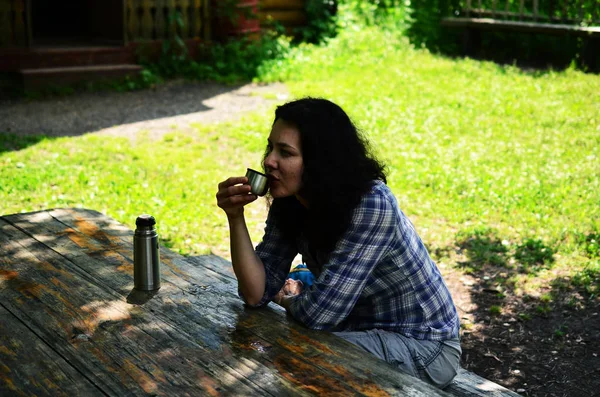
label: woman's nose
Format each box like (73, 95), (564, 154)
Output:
(264, 152), (276, 170)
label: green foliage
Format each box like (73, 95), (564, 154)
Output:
(406, 0), (459, 50)
(201, 33), (292, 83)
(19, 70), (161, 100)
(294, 0), (339, 44)
(136, 7), (290, 84)
(341, 0), (410, 26)
(489, 305), (502, 316)
(553, 325), (567, 338)
(536, 304), (552, 316)
(518, 313), (531, 321)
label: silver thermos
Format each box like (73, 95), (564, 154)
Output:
(133, 214), (160, 291)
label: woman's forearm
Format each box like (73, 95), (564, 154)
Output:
(228, 214), (267, 305)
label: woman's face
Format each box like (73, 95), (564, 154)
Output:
(264, 119), (304, 200)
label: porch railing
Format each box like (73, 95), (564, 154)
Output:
(0, 0), (27, 47)
(125, 0), (210, 42)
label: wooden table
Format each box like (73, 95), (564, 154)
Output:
(0, 208), (450, 396)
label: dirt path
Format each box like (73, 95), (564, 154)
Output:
(0, 80), (289, 140)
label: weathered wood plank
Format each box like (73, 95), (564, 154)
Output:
(3, 208), (451, 396)
(51, 209), (524, 397)
(0, 304), (102, 397)
(445, 369), (522, 396)
(0, 218), (293, 396)
(0, 211), (422, 396)
(149, 253), (523, 397)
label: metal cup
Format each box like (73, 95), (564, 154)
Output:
(246, 168), (269, 196)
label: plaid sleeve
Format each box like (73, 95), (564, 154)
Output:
(242, 209), (298, 307)
(287, 189), (397, 329)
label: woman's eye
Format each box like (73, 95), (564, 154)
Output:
(281, 150), (291, 157)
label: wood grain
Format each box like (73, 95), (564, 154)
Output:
(0, 305), (102, 397)
(0, 217), (283, 396)
(1, 209), (450, 396)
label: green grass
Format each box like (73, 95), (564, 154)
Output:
(1, 22), (599, 295)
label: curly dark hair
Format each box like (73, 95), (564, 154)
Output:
(263, 97), (387, 256)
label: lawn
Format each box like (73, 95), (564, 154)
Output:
(1, 24), (598, 301)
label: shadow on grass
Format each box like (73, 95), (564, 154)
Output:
(453, 228), (555, 278)
(0, 133), (51, 155)
(425, 28), (599, 76)
(442, 228), (600, 396)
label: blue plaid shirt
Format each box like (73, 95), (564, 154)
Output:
(251, 181), (460, 340)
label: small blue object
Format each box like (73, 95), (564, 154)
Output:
(288, 264), (315, 287)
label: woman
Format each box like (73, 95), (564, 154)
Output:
(216, 98), (461, 388)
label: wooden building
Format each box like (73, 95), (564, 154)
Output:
(0, 0), (306, 91)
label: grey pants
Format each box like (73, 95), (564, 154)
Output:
(334, 329), (461, 389)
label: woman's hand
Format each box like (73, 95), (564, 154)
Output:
(216, 176), (258, 219)
(274, 278), (303, 307)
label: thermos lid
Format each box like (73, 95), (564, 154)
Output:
(136, 214), (156, 227)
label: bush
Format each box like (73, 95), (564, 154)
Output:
(295, 0), (339, 44)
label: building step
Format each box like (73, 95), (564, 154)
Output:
(18, 64), (143, 91)
(1, 46), (136, 72)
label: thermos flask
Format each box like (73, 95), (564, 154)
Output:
(133, 214), (160, 291)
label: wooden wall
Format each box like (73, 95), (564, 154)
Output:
(0, 0), (309, 49)
(259, 0), (307, 32)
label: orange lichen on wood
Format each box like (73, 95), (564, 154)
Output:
(274, 355), (350, 396)
(15, 280), (49, 298)
(122, 359), (159, 394)
(289, 328), (337, 355)
(73, 217), (100, 237)
(196, 372), (221, 397)
(61, 228), (99, 250)
(62, 217), (123, 251)
(0, 269), (18, 280)
(304, 354), (391, 397)
(160, 256), (192, 281)
(276, 337), (307, 355)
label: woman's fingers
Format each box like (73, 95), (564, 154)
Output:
(219, 184), (251, 199)
(218, 176), (247, 190)
(282, 278), (303, 296)
(216, 176), (258, 214)
(218, 192), (257, 208)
